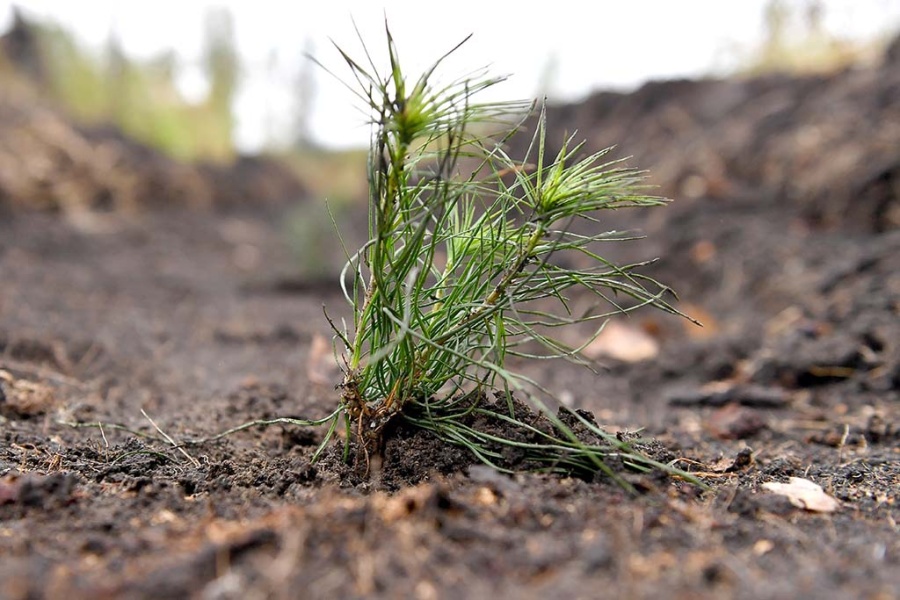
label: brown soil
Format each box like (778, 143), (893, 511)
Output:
(1, 43), (899, 600)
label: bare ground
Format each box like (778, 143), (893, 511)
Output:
(0, 198), (897, 599)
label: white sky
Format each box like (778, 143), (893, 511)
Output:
(2, 1), (899, 150)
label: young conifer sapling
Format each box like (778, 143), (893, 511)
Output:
(314, 26), (698, 485)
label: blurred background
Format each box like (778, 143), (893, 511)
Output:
(2, 1), (898, 155)
(2, 0), (898, 283)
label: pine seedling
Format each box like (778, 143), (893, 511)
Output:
(317, 25), (696, 484)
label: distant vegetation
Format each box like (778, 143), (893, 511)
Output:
(0, 8), (238, 162)
(1, 2), (892, 170)
(739, 0), (893, 76)
(0, 6), (373, 208)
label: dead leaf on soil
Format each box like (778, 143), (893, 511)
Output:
(377, 484), (456, 523)
(708, 447), (754, 473)
(0, 370), (57, 418)
(706, 403), (767, 440)
(0, 474), (22, 504)
(583, 321), (659, 362)
(753, 539), (775, 556)
(762, 477), (841, 513)
(307, 333), (339, 385)
(678, 303), (720, 339)
(690, 240), (717, 264)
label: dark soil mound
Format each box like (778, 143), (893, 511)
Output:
(316, 396), (680, 491)
(510, 36), (900, 233)
(0, 93), (306, 215)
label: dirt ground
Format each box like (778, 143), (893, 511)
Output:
(2, 49), (900, 600)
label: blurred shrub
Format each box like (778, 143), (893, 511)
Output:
(0, 9), (236, 162)
(739, 0), (891, 76)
